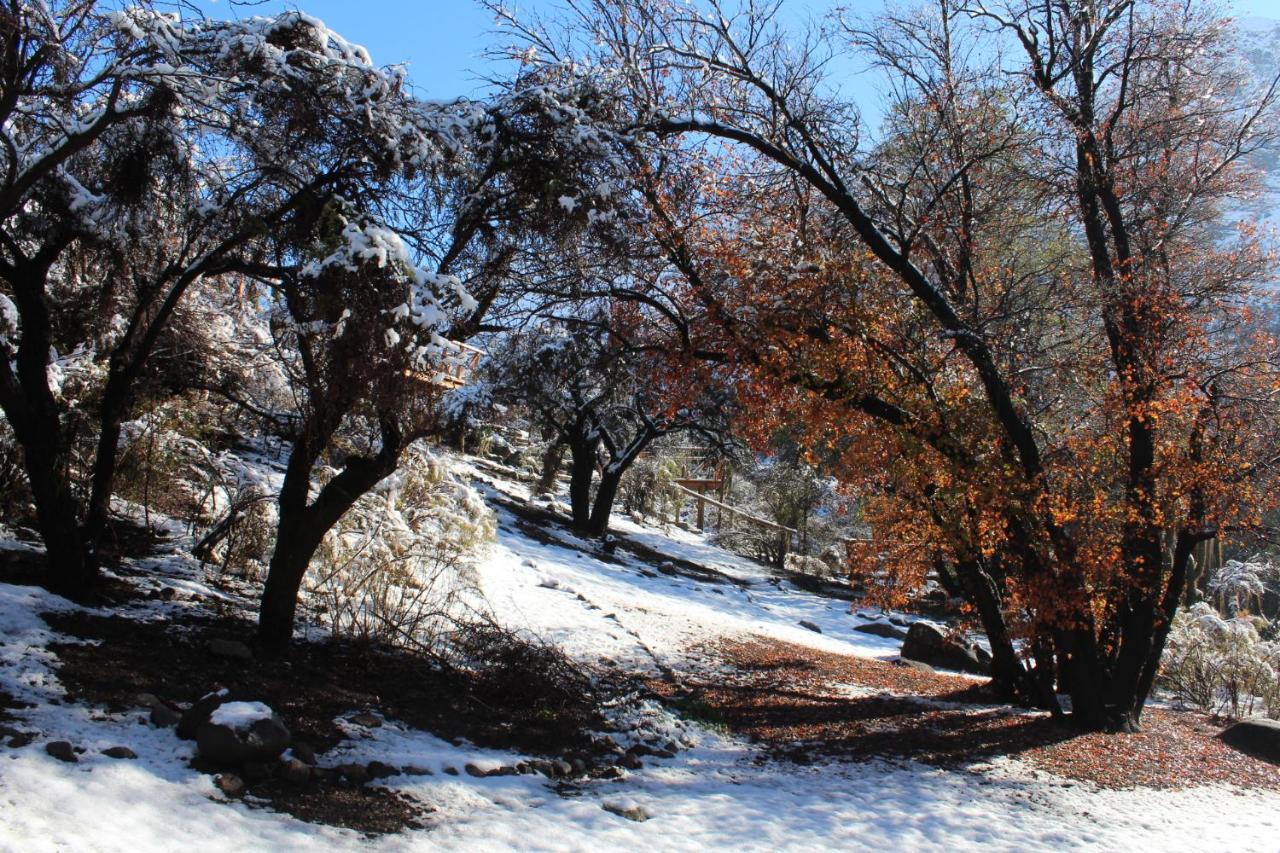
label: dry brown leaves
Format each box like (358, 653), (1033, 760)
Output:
(663, 636), (1280, 791)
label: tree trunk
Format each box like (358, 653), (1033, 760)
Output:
(586, 469), (623, 537)
(256, 416), (407, 653)
(535, 439), (565, 495)
(567, 434), (598, 531)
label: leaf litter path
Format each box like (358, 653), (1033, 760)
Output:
(661, 635), (1280, 792)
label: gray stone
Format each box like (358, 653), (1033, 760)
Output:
(348, 713), (382, 729)
(196, 714), (291, 767)
(854, 621), (909, 640)
(602, 800), (651, 822)
(550, 759), (573, 777)
(570, 758), (586, 775)
(896, 658), (936, 674)
(620, 752), (643, 770)
(337, 762), (369, 785)
(900, 622), (990, 676)
(149, 703), (181, 728)
(214, 773), (244, 796)
(207, 638), (253, 661)
(657, 562), (678, 576)
(367, 760), (400, 779)
(102, 746), (137, 760)
(177, 693), (228, 740)
(278, 757), (312, 785)
(1219, 718), (1280, 765)
(798, 619), (823, 634)
(45, 741), (77, 763)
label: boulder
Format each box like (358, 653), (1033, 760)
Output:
(178, 692), (229, 740)
(798, 620), (823, 634)
(1219, 718), (1280, 765)
(854, 621), (909, 640)
(102, 746), (138, 760)
(348, 712), (383, 729)
(900, 623), (990, 676)
(45, 741), (78, 763)
(196, 707), (291, 768)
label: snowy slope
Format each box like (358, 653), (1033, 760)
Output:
(1, 460), (1278, 851)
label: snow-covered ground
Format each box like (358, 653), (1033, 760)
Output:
(0, 458), (1277, 851)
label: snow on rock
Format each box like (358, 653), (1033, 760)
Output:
(208, 702), (275, 731)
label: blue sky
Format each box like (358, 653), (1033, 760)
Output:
(192, 0), (1280, 105)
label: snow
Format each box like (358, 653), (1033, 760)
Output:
(208, 703), (274, 731)
(0, 464), (1277, 850)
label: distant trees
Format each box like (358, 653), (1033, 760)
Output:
(512, 0), (1280, 730)
(490, 316), (733, 536)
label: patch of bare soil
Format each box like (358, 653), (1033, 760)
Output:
(666, 636), (1280, 791)
(42, 606), (621, 835)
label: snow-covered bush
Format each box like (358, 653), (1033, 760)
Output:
(1209, 557), (1279, 618)
(1161, 602), (1280, 718)
(306, 448), (495, 648)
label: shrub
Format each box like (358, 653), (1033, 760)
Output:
(306, 447), (495, 647)
(1161, 602), (1280, 719)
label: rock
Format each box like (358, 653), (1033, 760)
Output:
(214, 773), (244, 796)
(602, 800), (651, 822)
(150, 703), (182, 728)
(896, 658), (936, 674)
(207, 638), (253, 661)
(854, 621), (909, 640)
(549, 759), (573, 777)
(278, 757), (313, 785)
(7, 732), (35, 748)
(464, 762), (487, 778)
(348, 712), (382, 729)
(538, 578), (561, 590)
(443, 765), (459, 776)
(1219, 718), (1280, 764)
(403, 765), (433, 776)
(45, 741), (78, 763)
(570, 758), (586, 775)
(900, 622), (990, 676)
(178, 692), (229, 740)
(627, 743), (655, 757)
(620, 752), (643, 770)
(158, 587), (177, 601)
(337, 762), (370, 785)
(367, 760), (400, 779)
(798, 620), (823, 634)
(521, 558), (538, 568)
(102, 746), (138, 760)
(291, 741), (318, 766)
(657, 562), (678, 576)
(196, 714), (291, 768)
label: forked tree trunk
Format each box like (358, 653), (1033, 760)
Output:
(257, 418), (406, 653)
